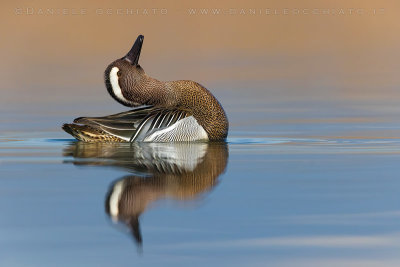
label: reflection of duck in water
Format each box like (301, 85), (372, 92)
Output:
(63, 142), (228, 247)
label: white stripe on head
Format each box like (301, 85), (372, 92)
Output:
(110, 67), (135, 105)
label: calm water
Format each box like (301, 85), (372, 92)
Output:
(1, 101), (400, 267)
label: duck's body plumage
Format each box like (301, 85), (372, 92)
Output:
(63, 106), (208, 142)
(63, 35), (228, 142)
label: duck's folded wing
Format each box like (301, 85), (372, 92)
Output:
(131, 109), (189, 141)
(62, 106), (190, 142)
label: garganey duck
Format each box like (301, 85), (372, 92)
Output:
(62, 35), (228, 142)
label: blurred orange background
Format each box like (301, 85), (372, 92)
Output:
(1, 0), (399, 119)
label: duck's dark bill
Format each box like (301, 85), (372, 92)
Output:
(125, 35), (144, 65)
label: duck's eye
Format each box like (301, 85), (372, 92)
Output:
(117, 71), (122, 77)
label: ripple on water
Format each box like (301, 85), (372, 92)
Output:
(227, 137), (324, 145)
(1, 135), (400, 154)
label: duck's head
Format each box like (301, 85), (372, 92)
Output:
(104, 35), (152, 107)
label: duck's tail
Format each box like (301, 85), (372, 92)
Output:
(62, 106), (155, 142)
(62, 123), (126, 142)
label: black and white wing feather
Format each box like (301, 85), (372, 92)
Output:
(63, 106), (192, 142)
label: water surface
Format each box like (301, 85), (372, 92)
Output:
(1, 120), (400, 266)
